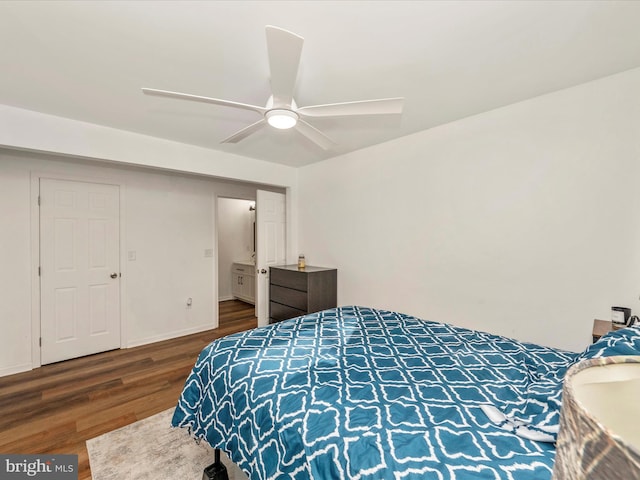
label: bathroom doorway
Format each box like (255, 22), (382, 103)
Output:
(217, 197), (256, 316)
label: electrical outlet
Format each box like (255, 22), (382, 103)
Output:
(204, 249), (213, 257)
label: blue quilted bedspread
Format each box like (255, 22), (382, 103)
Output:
(172, 306), (640, 479)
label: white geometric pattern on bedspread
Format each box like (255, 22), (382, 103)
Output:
(173, 307), (579, 480)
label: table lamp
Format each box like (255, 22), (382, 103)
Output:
(552, 356), (640, 479)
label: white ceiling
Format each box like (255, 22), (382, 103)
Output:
(1, 1), (640, 167)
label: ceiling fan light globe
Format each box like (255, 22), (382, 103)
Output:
(266, 109), (298, 129)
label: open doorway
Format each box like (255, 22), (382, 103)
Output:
(217, 197), (257, 323)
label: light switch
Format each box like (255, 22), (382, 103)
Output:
(204, 249), (213, 257)
(128, 251), (136, 261)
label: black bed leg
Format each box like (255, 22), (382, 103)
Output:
(202, 449), (229, 480)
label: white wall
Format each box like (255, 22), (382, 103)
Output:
(0, 159), (32, 375)
(218, 198), (255, 300)
(123, 171), (215, 347)
(298, 67), (640, 353)
(0, 104), (296, 188)
(0, 151), (283, 376)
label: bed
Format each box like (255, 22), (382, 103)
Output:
(172, 306), (640, 480)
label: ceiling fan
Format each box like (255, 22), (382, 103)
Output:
(142, 26), (404, 150)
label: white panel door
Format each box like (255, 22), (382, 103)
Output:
(40, 178), (121, 364)
(256, 190), (286, 327)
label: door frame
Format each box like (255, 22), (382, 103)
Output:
(214, 187), (296, 326)
(214, 193), (258, 325)
(29, 170), (127, 369)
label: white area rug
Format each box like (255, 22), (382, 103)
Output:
(87, 408), (248, 480)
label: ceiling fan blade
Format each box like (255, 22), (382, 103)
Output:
(142, 88), (266, 115)
(297, 97), (404, 118)
(220, 119), (267, 144)
(295, 119), (336, 150)
(265, 26), (304, 108)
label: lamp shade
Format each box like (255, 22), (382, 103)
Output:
(552, 355), (640, 479)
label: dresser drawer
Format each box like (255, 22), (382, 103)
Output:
(270, 267), (307, 291)
(270, 301), (305, 322)
(270, 285), (307, 311)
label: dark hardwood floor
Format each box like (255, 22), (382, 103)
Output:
(0, 300), (256, 480)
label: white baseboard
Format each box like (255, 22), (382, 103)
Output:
(0, 362), (32, 378)
(126, 323), (215, 349)
(219, 295), (234, 302)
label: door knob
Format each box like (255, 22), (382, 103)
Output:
(261, 269), (267, 274)
(110, 273), (118, 279)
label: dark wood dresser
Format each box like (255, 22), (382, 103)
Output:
(269, 265), (337, 323)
